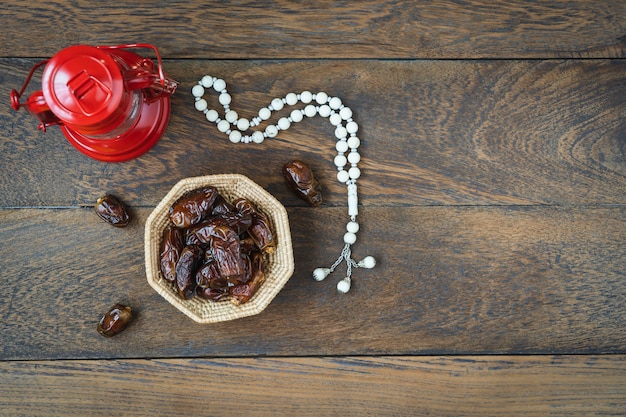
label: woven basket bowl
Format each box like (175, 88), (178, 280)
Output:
(144, 174), (294, 323)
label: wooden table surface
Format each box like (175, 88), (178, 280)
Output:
(1, 1), (625, 415)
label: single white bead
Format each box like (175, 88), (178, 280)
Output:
(217, 120), (231, 133)
(225, 110), (238, 123)
(259, 107), (271, 120)
(191, 84), (205, 98)
(201, 75), (213, 88)
(265, 125), (278, 137)
(346, 121), (359, 134)
(304, 104), (317, 117)
(251, 131), (265, 143)
(348, 167), (361, 179)
(358, 256), (376, 269)
(347, 151), (361, 164)
(229, 130), (242, 143)
(340, 107), (353, 120)
(334, 154), (347, 168)
(271, 98), (284, 111)
(347, 136), (360, 149)
(285, 93), (298, 106)
(337, 277), (351, 293)
(335, 126), (347, 139)
(315, 92), (329, 104)
(199, 75), (213, 88)
(237, 118), (250, 131)
(346, 221), (360, 233)
(217, 120), (230, 133)
(313, 267), (330, 281)
(277, 117), (291, 130)
(344, 232), (357, 244)
(335, 140), (349, 153)
(205, 109), (219, 122)
(290, 109), (303, 123)
(219, 93), (231, 106)
(337, 170), (350, 183)
(300, 91), (313, 103)
(329, 97), (342, 110)
(329, 113), (342, 126)
(318, 105), (331, 117)
(213, 79), (226, 92)
(194, 99), (208, 111)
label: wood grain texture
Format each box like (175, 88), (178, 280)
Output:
(1, 1), (625, 59)
(1, 1), (625, 414)
(2, 59), (625, 207)
(1, 355), (625, 416)
(1, 206), (623, 360)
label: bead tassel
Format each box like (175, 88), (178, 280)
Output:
(192, 76), (376, 293)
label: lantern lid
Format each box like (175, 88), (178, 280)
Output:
(42, 45), (125, 128)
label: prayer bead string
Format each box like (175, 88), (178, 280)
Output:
(192, 76), (376, 293)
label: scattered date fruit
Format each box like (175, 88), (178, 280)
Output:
(94, 194), (130, 227)
(160, 187), (275, 305)
(282, 159), (323, 207)
(97, 304), (133, 337)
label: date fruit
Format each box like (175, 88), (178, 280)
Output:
(97, 304), (133, 337)
(282, 159), (323, 207)
(211, 225), (245, 285)
(231, 252), (265, 305)
(94, 194), (130, 227)
(196, 259), (228, 290)
(186, 213), (252, 246)
(234, 198), (276, 254)
(160, 225), (185, 282)
(169, 187), (218, 228)
(175, 244), (204, 299)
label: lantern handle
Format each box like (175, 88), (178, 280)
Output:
(97, 43), (168, 87)
(10, 59), (49, 111)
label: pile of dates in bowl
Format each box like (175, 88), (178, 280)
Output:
(145, 174), (294, 323)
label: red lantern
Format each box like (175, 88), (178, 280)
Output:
(10, 43), (178, 162)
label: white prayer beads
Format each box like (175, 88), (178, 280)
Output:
(192, 75), (376, 292)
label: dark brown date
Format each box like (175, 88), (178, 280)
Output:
(185, 213), (251, 246)
(94, 194), (130, 227)
(240, 236), (258, 254)
(239, 251), (253, 285)
(282, 159), (323, 207)
(234, 198), (275, 254)
(160, 225), (185, 282)
(211, 194), (235, 216)
(169, 187), (218, 228)
(195, 259), (228, 290)
(217, 212), (253, 236)
(97, 304), (133, 337)
(185, 220), (217, 246)
(231, 252), (265, 305)
(249, 214), (275, 254)
(175, 245), (204, 299)
(233, 197), (256, 217)
(210, 225), (245, 285)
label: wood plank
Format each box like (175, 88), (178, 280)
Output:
(1, 206), (623, 360)
(2, 59), (625, 207)
(0, 355), (624, 416)
(1, 1), (625, 59)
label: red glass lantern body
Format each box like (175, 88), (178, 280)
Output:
(10, 44), (178, 162)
